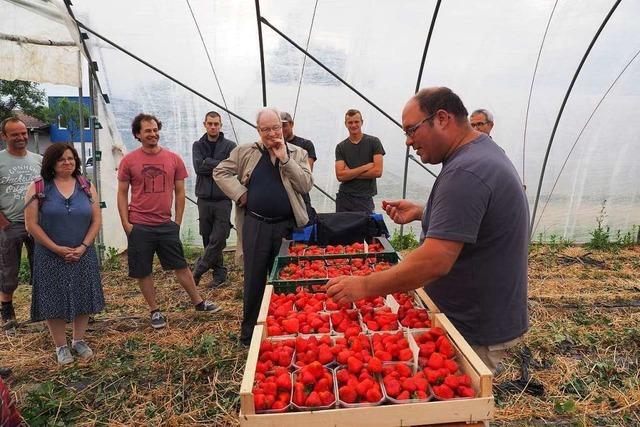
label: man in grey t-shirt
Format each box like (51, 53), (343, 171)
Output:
(0, 117), (42, 336)
(327, 87), (529, 373)
(334, 109), (385, 213)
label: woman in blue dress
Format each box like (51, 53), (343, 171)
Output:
(24, 143), (104, 365)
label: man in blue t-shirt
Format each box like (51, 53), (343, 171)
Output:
(327, 87), (529, 373)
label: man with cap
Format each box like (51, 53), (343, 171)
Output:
(280, 111), (317, 223)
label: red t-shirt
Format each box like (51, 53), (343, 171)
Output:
(117, 147), (188, 225)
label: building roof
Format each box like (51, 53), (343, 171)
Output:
(14, 111), (49, 130)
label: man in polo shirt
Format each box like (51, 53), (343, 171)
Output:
(334, 109), (385, 213)
(191, 111), (236, 288)
(117, 113), (221, 329)
(280, 111), (317, 223)
(214, 107), (313, 346)
(327, 88), (529, 373)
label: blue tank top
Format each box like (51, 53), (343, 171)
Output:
(39, 180), (93, 249)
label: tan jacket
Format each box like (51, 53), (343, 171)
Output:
(213, 141), (313, 261)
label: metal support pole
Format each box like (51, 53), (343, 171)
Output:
(78, 79), (86, 175)
(400, 0), (442, 239)
(255, 0), (267, 107)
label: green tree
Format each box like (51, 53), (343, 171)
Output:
(0, 79), (50, 122)
(49, 97), (90, 143)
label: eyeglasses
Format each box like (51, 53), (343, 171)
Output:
(404, 112), (436, 137)
(471, 121), (489, 128)
(258, 125), (282, 133)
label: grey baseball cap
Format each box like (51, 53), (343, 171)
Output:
(280, 111), (293, 123)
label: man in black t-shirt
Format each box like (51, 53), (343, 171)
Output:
(280, 111), (316, 223)
(327, 88), (529, 374)
(334, 109), (385, 213)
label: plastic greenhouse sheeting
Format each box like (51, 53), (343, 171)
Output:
(3, 0), (640, 243)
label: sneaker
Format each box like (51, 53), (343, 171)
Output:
(195, 300), (222, 313)
(56, 346), (74, 365)
(150, 311), (167, 329)
(2, 319), (17, 336)
(209, 275), (227, 289)
(72, 340), (94, 359)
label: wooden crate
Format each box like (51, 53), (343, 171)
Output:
(239, 314), (494, 426)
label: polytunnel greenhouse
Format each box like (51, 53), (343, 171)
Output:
(2, 0), (638, 249)
(1, 1), (639, 426)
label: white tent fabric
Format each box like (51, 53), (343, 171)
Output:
(3, 0), (639, 243)
(0, 0), (126, 251)
(0, 0), (81, 86)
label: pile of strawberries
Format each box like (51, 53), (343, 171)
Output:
(292, 362), (336, 408)
(278, 260), (326, 280)
(287, 240), (385, 257)
(382, 363), (430, 401)
(371, 331), (414, 362)
(266, 311), (330, 336)
(294, 335), (335, 367)
(329, 309), (362, 336)
(414, 329), (475, 399)
(253, 366), (292, 412)
(257, 339), (295, 373)
(361, 306), (399, 332)
(336, 356), (384, 404)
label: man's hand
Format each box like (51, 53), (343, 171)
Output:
(237, 192), (248, 208)
(382, 199), (423, 225)
(325, 275), (369, 305)
(271, 138), (288, 162)
(123, 222), (134, 236)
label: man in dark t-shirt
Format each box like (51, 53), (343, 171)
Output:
(327, 88), (529, 373)
(280, 111), (316, 223)
(334, 109), (385, 213)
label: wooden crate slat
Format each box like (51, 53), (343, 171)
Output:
(256, 285), (273, 326)
(239, 396), (493, 427)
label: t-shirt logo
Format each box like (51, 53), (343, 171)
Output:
(141, 164), (166, 193)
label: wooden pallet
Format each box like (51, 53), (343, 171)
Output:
(239, 314), (493, 426)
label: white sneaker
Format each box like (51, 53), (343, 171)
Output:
(72, 340), (94, 359)
(56, 346), (74, 365)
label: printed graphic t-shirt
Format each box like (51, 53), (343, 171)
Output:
(0, 150), (42, 222)
(118, 147), (188, 225)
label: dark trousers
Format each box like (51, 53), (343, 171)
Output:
(194, 199), (232, 279)
(0, 222), (34, 294)
(240, 214), (294, 343)
(335, 192), (374, 214)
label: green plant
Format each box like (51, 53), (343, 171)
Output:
(389, 228), (420, 250)
(102, 246), (121, 271)
(586, 201), (614, 251)
(21, 381), (82, 426)
(18, 255), (31, 284)
(182, 227), (196, 259)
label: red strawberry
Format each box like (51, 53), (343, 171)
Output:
(457, 385), (475, 398)
(444, 359), (459, 374)
(305, 391), (322, 407)
(339, 385), (357, 403)
(398, 348), (413, 361)
(347, 356), (363, 374)
(444, 375), (460, 389)
(368, 357), (383, 373)
(458, 374), (472, 386)
(385, 378), (401, 397)
(397, 390), (411, 400)
(433, 384), (455, 399)
(427, 352), (444, 370)
(366, 387), (383, 403)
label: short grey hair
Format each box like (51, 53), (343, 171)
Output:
(471, 109), (494, 123)
(255, 107), (281, 126)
